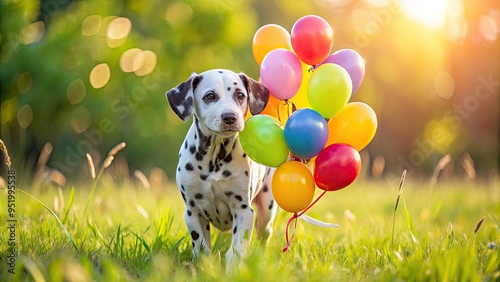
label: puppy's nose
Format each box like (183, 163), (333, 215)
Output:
(222, 113), (237, 125)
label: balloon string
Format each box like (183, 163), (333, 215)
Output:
(282, 190), (328, 252)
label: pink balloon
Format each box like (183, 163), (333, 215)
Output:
(322, 49), (365, 95)
(260, 48), (302, 100)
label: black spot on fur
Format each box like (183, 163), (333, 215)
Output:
(181, 184), (185, 191)
(234, 214), (237, 219)
(200, 174), (208, 181)
(242, 153), (247, 158)
(195, 193), (203, 199)
(189, 145), (196, 154)
(244, 171), (248, 177)
(192, 242), (195, 248)
(217, 218), (221, 223)
(195, 153), (203, 161)
(233, 82), (237, 85)
(227, 87), (231, 91)
(222, 170), (231, 178)
(223, 138), (230, 147)
(217, 145), (226, 162)
(181, 192), (186, 202)
(191, 231), (200, 240)
(235, 195), (243, 201)
(209, 161), (215, 172)
(209, 218), (213, 222)
(216, 208), (220, 214)
(218, 70), (223, 74)
(224, 220), (229, 225)
(206, 224), (210, 231)
(241, 204), (248, 209)
(204, 210), (210, 217)
(197, 165), (202, 170)
(223, 153), (232, 163)
(187, 210), (192, 216)
(194, 134), (197, 140)
(185, 163), (194, 171)
(269, 200), (274, 210)
(189, 200), (195, 207)
(177, 167), (181, 172)
(225, 191), (234, 197)
(263, 185), (269, 192)
(184, 141), (188, 149)
(233, 226), (237, 234)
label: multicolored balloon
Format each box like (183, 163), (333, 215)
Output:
(291, 15), (334, 65)
(308, 63), (352, 119)
(252, 24), (292, 66)
(284, 108), (328, 159)
(260, 49), (302, 100)
(322, 49), (365, 95)
(272, 161), (316, 213)
(239, 115), (289, 167)
(327, 102), (377, 151)
(314, 144), (361, 191)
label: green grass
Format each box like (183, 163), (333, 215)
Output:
(1, 174), (499, 281)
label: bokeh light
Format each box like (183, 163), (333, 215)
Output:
(165, 2), (193, 27)
(120, 48), (142, 73)
(20, 21), (44, 45)
(134, 50), (157, 76)
(89, 63), (111, 89)
(17, 104), (33, 129)
(71, 106), (92, 133)
(81, 15), (102, 36)
(67, 79), (86, 104)
(107, 17), (131, 48)
(434, 71), (455, 100)
(17, 71), (32, 94)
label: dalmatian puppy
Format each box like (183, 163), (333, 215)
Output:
(165, 69), (277, 269)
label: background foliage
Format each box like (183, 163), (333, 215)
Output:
(1, 0), (499, 183)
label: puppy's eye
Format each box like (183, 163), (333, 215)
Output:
(203, 91), (217, 102)
(236, 92), (245, 100)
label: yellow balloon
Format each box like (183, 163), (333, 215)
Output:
(272, 161), (315, 213)
(290, 62), (312, 109)
(252, 24), (293, 65)
(327, 102), (377, 151)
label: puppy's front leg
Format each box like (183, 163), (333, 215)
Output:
(226, 203), (254, 269)
(185, 210), (211, 258)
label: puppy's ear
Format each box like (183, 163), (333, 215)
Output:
(166, 73), (202, 121)
(239, 73), (270, 115)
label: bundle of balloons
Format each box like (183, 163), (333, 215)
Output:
(239, 15), (378, 251)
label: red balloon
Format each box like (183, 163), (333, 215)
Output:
(314, 143), (361, 191)
(291, 15), (334, 65)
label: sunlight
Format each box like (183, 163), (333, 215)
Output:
(400, 0), (449, 29)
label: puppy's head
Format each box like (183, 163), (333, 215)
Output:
(166, 69), (269, 136)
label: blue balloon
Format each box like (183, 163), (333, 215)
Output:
(284, 108), (329, 159)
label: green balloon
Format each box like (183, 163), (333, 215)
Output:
(308, 63), (352, 119)
(239, 115), (289, 167)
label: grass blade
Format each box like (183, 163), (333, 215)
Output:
(404, 200), (419, 245)
(62, 187), (75, 224)
(392, 169), (407, 247)
(17, 188), (78, 251)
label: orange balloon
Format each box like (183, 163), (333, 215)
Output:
(290, 62), (312, 109)
(272, 161), (315, 213)
(326, 102), (377, 151)
(252, 24), (293, 65)
(259, 95), (280, 119)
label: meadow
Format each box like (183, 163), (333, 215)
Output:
(0, 151), (498, 282)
